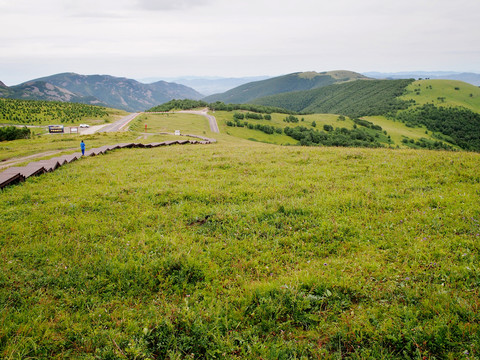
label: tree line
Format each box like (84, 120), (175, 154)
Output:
(284, 126), (383, 148)
(0, 126), (31, 141)
(396, 104), (480, 151)
(147, 99), (297, 115)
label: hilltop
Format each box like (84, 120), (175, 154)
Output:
(365, 71), (480, 86)
(203, 70), (370, 104)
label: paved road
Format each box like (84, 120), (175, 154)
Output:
(179, 109), (220, 133)
(97, 113), (142, 133)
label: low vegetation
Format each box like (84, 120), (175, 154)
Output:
(1, 138), (479, 358)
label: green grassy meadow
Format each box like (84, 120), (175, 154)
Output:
(213, 110), (447, 149)
(401, 80), (480, 112)
(132, 113), (211, 135)
(1, 107), (480, 359)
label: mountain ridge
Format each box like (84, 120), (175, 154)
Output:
(139, 76), (271, 96)
(0, 73), (203, 112)
(202, 70), (371, 104)
(364, 71), (480, 86)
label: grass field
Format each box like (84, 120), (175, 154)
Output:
(132, 113), (211, 135)
(213, 110), (449, 149)
(1, 113), (480, 358)
(401, 80), (480, 112)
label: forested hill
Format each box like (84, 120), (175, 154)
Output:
(251, 79), (416, 118)
(203, 71), (370, 104)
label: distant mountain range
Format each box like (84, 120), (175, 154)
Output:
(364, 71), (480, 86)
(1, 70), (479, 113)
(0, 73), (203, 112)
(139, 76), (271, 96)
(203, 71), (370, 104)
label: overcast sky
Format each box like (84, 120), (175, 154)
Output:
(1, 0), (479, 85)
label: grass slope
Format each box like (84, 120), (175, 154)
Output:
(401, 79), (480, 112)
(1, 133), (480, 358)
(214, 110), (449, 149)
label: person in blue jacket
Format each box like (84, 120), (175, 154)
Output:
(80, 140), (86, 156)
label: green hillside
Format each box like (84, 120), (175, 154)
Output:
(401, 79), (480, 111)
(1, 136), (479, 358)
(203, 71), (369, 104)
(252, 79), (415, 117)
(249, 79), (480, 151)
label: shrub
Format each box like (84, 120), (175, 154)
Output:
(0, 126), (31, 141)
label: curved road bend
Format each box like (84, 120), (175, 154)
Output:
(97, 112), (142, 133)
(178, 109), (219, 133)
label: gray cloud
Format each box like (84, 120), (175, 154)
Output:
(136, 0), (210, 11)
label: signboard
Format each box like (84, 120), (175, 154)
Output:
(48, 125), (64, 133)
(175, 130), (181, 136)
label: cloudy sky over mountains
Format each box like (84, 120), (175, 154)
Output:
(1, 0), (479, 85)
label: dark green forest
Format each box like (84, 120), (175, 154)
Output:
(252, 79), (415, 118)
(0, 126), (31, 141)
(396, 104), (480, 151)
(284, 126), (384, 148)
(202, 72), (341, 104)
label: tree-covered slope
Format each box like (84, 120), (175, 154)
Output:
(203, 71), (370, 104)
(252, 79), (415, 118)
(0, 97), (115, 125)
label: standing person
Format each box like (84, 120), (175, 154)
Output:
(80, 140), (86, 156)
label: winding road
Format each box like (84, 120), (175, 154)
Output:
(178, 108), (219, 133)
(95, 109), (219, 134)
(97, 112), (142, 133)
